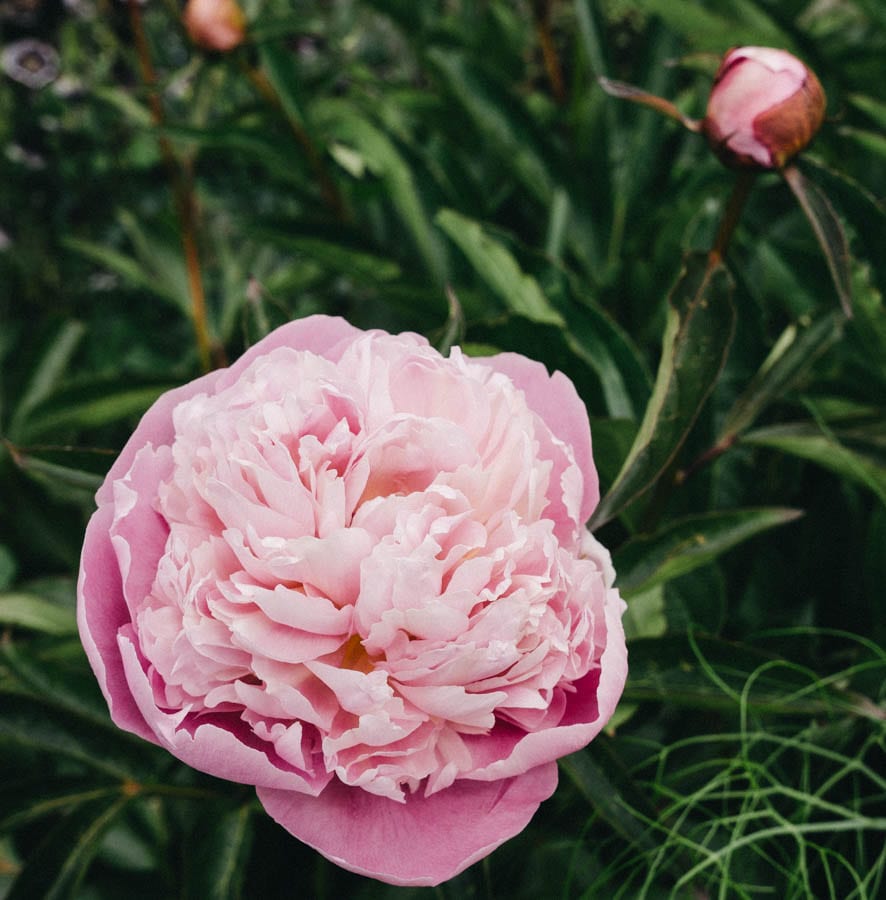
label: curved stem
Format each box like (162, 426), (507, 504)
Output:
(128, 0), (215, 373)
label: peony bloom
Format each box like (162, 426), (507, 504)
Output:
(183, 0), (246, 53)
(702, 46), (826, 170)
(78, 316), (627, 886)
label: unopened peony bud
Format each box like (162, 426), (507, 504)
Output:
(702, 47), (826, 170)
(183, 0), (246, 53)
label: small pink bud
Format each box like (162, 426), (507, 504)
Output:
(183, 0), (246, 53)
(702, 47), (826, 170)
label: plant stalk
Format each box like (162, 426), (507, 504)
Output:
(128, 0), (215, 373)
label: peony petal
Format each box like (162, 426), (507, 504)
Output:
(118, 631), (330, 793)
(77, 503), (157, 743)
(476, 353), (598, 525)
(257, 762), (559, 886)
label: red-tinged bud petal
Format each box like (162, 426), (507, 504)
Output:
(183, 0), (246, 53)
(702, 46), (826, 170)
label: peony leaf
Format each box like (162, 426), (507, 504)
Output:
(5, 795), (132, 900)
(0, 593), (77, 636)
(436, 209), (565, 326)
(0, 776), (119, 833)
(782, 164), (853, 316)
(8, 452), (103, 507)
(425, 48), (555, 205)
(624, 634), (875, 718)
(252, 231), (402, 284)
(183, 802), (254, 900)
(6, 320), (86, 442)
(0, 545), (15, 590)
(613, 507), (803, 598)
(63, 237), (183, 310)
(590, 252), (736, 527)
(312, 100), (448, 283)
(0, 693), (163, 781)
(17, 378), (174, 441)
(743, 418), (886, 507)
(717, 311), (845, 443)
(560, 743), (659, 849)
(424, 47), (603, 276)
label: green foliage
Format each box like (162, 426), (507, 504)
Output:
(1, 0), (884, 897)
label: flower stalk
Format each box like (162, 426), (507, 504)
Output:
(128, 0), (215, 373)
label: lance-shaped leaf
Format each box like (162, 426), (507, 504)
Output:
(743, 418), (886, 507)
(782, 163), (853, 317)
(613, 507), (803, 598)
(0, 694), (162, 781)
(624, 634), (878, 718)
(184, 802), (254, 900)
(717, 311), (845, 443)
(0, 593), (77, 636)
(436, 209), (565, 326)
(589, 253), (735, 528)
(6, 795), (132, 900)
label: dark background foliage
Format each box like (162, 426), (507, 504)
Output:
(1, 1), (884, 897)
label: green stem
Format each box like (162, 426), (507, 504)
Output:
(128, 0), (215, 373)
(709, 170), (757, 266)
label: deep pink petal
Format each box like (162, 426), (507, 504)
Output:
(118, 633), (330, 793)
(77, 503), (157, 743)
(257, 762), (559, 886)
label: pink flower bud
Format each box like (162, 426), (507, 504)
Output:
(702, 47), (826, 170)
(183, 0), (246, 53)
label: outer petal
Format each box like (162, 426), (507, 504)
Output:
(257, 762), (559, 886)
(476, 353), (599, 522)
(117, 633), (330, 793)
(77, 503), (157, 743)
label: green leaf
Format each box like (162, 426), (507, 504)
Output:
(559, 742), (659, 850)
(621, 584), (667, 641)
(6, 795), (132, 900)
(0, 693), (162, 781)
(312, 100), (448, 283)
(0, 593), (77, 635)
(62, 237), (184, 312)
(184, 803), (254, 900)
(257, 41), (309, 128)
(0, 776), (119, 833)
(18, 379), (173, 441)
(436, 209), (564, 325)
(8, 451), (103, 506)
(7, 321), (86, 441)
(614, 507), (804, 598)
(782, 164), (852, 316)
(624, 634), (872, 718)
(555, 296), (651, 420)
(0, 545), (15, 590)
(254, 232), (402, 284)
(717, 311), (845, 442)
(743, 419), (886, 506)
(590, 253), (736, 527)
(425, 47), (555, 205)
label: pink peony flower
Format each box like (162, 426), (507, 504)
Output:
(77, 316), (627, 886)
(702, 46), (826, 170)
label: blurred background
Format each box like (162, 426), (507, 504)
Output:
(1, 1), (884, 897)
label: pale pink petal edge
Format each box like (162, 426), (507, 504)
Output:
(476, 352), (599, 522)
